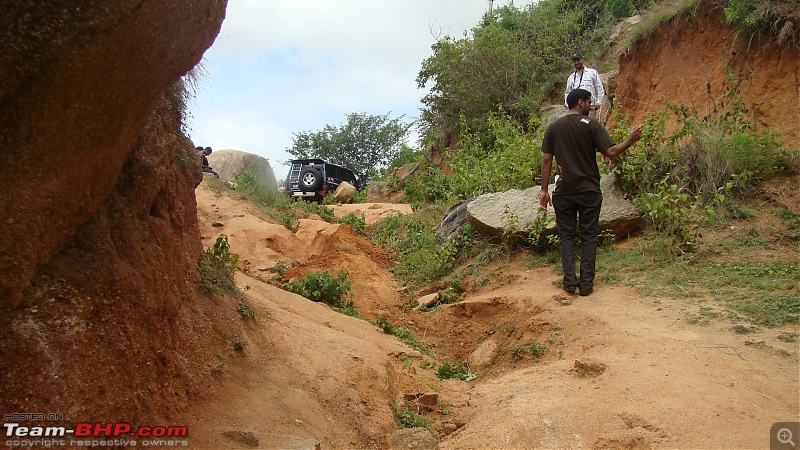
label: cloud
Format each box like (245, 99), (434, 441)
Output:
(188, 0), (510, 181)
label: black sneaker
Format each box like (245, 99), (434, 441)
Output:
(579, 287), (593, 296)
(564, 286), (577, 294)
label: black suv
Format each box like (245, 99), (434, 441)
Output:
(284, 159), (362, 201)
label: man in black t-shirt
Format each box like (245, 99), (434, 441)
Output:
(539, 88), (642, 296)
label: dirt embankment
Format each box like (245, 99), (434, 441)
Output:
(614, 0), (800, 147)
(188, 179), (798, 449)
(0, 0), (232, 427)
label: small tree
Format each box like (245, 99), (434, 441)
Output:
(287, 112), (413, 183)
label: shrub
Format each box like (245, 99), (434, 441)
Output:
(283, 270), (354, 309)
(609, 73), (792, 254)
(445, 109), (543, 202)
(197, 234), (239, 295)
(236, 299), (256, 318)
(406, 109), (543, 204)
(436, 361), (476, 381)
(724, 0), (798, 47)
(337, 211), (367, 235)
(391, 402), (432, 430)
(375, 315), (429, 353)
(233, 168), (280, 205)
(370, 213), (458, 288)
(352, 188), (369, 203)
(637, 178), (718, 252)
(437, 288), (461, 305)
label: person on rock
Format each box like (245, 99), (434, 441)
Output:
(199, 146), (219, 177)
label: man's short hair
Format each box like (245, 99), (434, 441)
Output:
(566, 88), (591, 109)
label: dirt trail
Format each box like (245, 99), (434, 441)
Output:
(186, 180), (798, 449)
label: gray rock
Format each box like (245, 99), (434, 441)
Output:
(417, 293), (439, 308)
(435, 198), (475, 244)
(367, 181), (391, 202)
(466, 172), (640, 241)
(466, 186), (553, 240)
(390, 428), (439, 450)
(206, 149), (278, 190)
(334, 181), (356, 203)
(539, 104), (568, 127)
(598, 172), (642, 239)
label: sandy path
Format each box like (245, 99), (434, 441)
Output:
(186, 181), (799, 449)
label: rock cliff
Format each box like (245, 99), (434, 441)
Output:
(0, 0), (236, 425)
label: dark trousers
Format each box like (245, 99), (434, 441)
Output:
(552, 191), (602, 292)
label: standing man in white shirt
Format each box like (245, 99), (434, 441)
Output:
(564, 52), (605, 119)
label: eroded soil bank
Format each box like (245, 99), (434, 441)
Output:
(186, 180), (799, 449)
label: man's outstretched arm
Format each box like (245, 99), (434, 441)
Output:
(602, 125), (643, 158)
(539, 153), (553, 209)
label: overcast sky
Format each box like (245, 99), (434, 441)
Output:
(188, 0), (516, 181)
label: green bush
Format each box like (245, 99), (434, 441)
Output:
(283, 270), (354, 309)
(638, 178), (718, 252)
(197, 234), (239, 295)
(405, 109), (543, 204)
(352, 188), (369, 203)
(233, 168), (279, 203)
(390, 402), (432, 430)
(436, 361), (476, 381)
(236, 299), (256, 319)
(609, 75), (792, 254)
(375, 315), (429, 353)
(437, 288), (461, 305)
(370, 213), (458, 287)
(402, 165), (452, 204)
(337, 211), (367, 235)
(724, 0), (798, 46)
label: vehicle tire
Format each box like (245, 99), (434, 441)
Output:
(299, 167), (322, 191)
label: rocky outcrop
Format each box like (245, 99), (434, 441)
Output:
(0, 0), (231, 425)
(466, 173), (641, 240)
(0, 0), (228, 308)
(207, 148), (278, 190)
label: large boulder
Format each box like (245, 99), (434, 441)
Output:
(539, 104), (567, 127)
(334, 181), (356, 203)
(466, 172), (641, 240)
(367, 181), (391, 202)
(206, 149), (278, 190)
